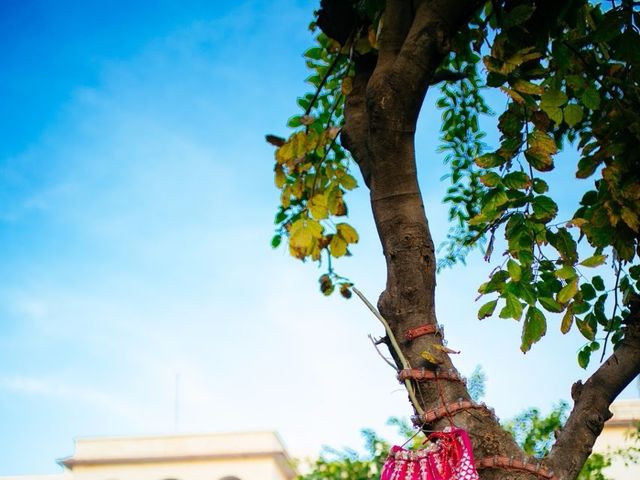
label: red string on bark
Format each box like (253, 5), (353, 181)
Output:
(397, 368), (464, 383)
(404, 324), (439, 341)
(411, 400), (494, 426)
(476, 456), (557, 480)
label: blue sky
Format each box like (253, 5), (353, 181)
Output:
(0, 0), (637, 475)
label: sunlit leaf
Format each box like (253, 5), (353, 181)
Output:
(580, 254), (607, 268)
(521, 306), (547, 353)
(478, 299), (498, 319)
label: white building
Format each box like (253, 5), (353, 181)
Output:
(1, 431), (295, 480)
(592, 399), (640, 480)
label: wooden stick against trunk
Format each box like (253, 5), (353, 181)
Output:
(353, 286), (425, 416)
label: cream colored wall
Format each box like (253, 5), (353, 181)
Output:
(0, 476), (69, 480)
(70, 457), (282, 480)
(591, 399), (640, 480)
(72, 432), (285, 462)
(0, 432), (294, 480)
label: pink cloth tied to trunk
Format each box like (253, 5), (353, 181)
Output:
(381, 428), (479, 480)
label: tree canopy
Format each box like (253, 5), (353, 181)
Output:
(269, 1), (640, 479)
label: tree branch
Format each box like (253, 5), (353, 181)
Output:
(368, 0), (485, 131)
(376, 0), (414, 71)
(341, 54), (375, 187)
(546, 297), (640, 480)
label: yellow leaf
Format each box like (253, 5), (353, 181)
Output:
(367, 25), (378, 49)
(433, 344), (460, 354)
(604, 201), (620, 226)
(339, 173), (358, 190)
(328, 189), (347, 216)
(276, 131), (306, 165)
(309, 193), (329, 220)
(310, 243), (322, 261)
(274, 165), (286, 189)
(579, 254), (607, 268)
(280, 186), (291, 208)
(342, 77), (353, 96)
(290, 227), (312, 250)
(291, 180), (304, 199)
(327, 126), (340, 139)
(528, 131), (558, 155)
(329, 235), (348, 257)
(354, 36), (372, 54)
(420, 350), (442, 365)
(568, 218), (587, 228)
(306, 219), (323, 237)
(288, 243), (305, 260)
(557, 279), (578, 304)
(500, 87), (526, 104)
(512, 79), (544, 95)
(300, 115), (315, 125)
(561, 307), (573, 334)
(505, 47), (542, 71)
(621, 206), (639, 231)
(289, 219), (323, 260)
(337, 223), (359, 243)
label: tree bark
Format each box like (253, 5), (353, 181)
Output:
(323, 1), (640, 479)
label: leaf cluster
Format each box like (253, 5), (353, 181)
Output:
(270, 7), (383, 297)
(438, 1), (640, 364)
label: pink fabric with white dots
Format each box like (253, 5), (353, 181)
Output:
(381, 428), (479, 480)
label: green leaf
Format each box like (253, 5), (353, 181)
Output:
(304, 47), (323, 60)
(503, 171), (531, 190)
(541, 89), (568, 108)
(475, 153), (506, 168)
(563, 104), (584, 127)
(478, 299), (498, 319)
(580, 87), (601, 110)
(580, 283), (597, 301)
(521, 306), (547, 353)
(504, 5), (536, 28)
(557, 279), (578, 304)
(572, 301), (590, 315)
(500, 293), (524, 320)
(576, 156), (601, 179)
(532, 196), (558, 221)
(482, 188), (509, 212)
(555, 266), (577, 280)
(271, 234), (282, 248)
(339, 173), (358, 190)
(525, 150), (554, 172)
(532, 178), (549, 194)
(580, 254), (607, 268)
(591, 275), (605, 292)
(539, 296), (564, 313)
(578, 345), (591, 369)
(507, 259), (522, 282)
(545, 106), (563, 125)
(480, 172), (502, 187)
(576, 317), (596, 341)
(593, 10), (624, 43)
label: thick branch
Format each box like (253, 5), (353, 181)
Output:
(376, 0), (413, 71)
(368, 0), (484, 131)
(341, 54), (375, 187)
(546, 299), (640, 480)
